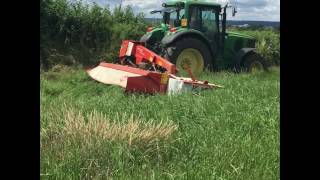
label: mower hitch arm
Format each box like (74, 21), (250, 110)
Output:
(119, 40), (177, 74)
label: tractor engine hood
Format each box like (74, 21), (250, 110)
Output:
(226, 31), (255, 40)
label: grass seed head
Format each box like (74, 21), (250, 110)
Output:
(61, 108), (178, 147)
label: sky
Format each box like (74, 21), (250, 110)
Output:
(83, 0), (280, 21)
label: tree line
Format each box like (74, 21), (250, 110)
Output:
(40, 0), (147, 70)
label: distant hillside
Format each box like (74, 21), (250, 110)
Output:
(226, 20), (280, 27)
(144, 18), (280, 27)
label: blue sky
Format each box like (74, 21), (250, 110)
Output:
(83, 0), (280, 21)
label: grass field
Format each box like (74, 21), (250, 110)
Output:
(40, 66), (280, 179)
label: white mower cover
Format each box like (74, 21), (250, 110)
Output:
(87, 65), (140, 88)
(167, 77), (221, 95)
(167, 78), (194, 95)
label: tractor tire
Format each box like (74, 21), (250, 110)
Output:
(242, 52), (268, 72)
(164, 37), (213, 75)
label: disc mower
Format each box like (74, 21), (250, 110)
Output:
(87, 40), (222, 95)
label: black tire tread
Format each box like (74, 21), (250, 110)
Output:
(242, 52), (269, 72)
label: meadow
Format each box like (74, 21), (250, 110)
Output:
(40, 1), (280, 179)
(40, 66), (279, 179)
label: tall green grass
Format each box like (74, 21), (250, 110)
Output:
(40, 67), (280, 179)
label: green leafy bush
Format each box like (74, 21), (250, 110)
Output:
(40, 0), (147, 70)
(229, 28), (280, 66)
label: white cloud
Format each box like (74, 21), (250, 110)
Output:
(230, 0), (280, 21)
(86, 0), (280, 21)
(123, 0), (163, 16)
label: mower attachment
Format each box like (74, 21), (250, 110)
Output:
(87, 40), (222, 95)
(119, 40), (177, 74)
(87, 62), (222, 94)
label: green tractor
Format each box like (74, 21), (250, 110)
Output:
(140, 0), (268, 74)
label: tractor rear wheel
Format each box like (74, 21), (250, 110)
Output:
(242, 52), (268, 73)
(164, 38), (212, 75)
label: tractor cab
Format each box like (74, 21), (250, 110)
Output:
(141, 0), (268, 74)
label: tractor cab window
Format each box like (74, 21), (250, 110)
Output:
(163, 7), (185, 27)
(202, 9), (218, 34)
(189, 7), (201, 30)
(179, 9), (185, 19)
(189, 6), (219, 41)
(169, 10), (178, 26)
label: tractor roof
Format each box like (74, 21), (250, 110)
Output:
(164, 0), (221, 7)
